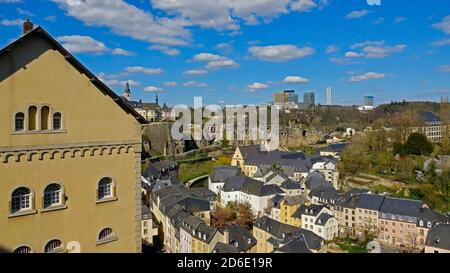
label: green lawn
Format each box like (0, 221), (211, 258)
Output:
(332, 238), (368, 253)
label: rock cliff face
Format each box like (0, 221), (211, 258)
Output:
(142, 123), (185, 156)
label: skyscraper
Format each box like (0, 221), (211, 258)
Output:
(364, 96), (374, 106)
(326, 87), (332, 106)
(304, 92), (316, 107)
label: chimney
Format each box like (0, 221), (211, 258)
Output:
(23, 19), (34, 35)
(223, 229), (230, 244)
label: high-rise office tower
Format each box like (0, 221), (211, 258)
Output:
(304, 92), (316, 107)
(326, 87), (332, 106)
(364, 96), (374, 106)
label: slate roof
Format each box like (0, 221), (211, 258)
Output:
(356, 194), (386, 211)
(223, 224), (257, 252)
(276, 236), (312, 253)
(254, 216), (299, 239)
(336, 188), (369, 209)
(420, 111), (441, 124)
(193, 223), (219, 244)
(295, 205), (325, 218)
(315, 213), (334, 226)
(212, 242), (239, 253)
(0, 26), (147, 124)
(379, 197), (423, 216)
(309, 185), (340, 204)
(240, 178), (284, 197)
(141, 205), (152, 220)
(324, 143), (348, 153)
(305, 173), (331, 191)
(280, 180), (302, 190)
(426, 224), (450, 251)
(210, 166), (240, 183)
(222, 176), (247, 192)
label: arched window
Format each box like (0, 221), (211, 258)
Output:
(44, 239), (63, 253)
(28, 106), (37, 130)
(14, 246), (32, 253)
(98, 178), (114, 200)
(44, 184), (63, 209)
(11, 187), (32, 213)
(41, 106), (50, 130)
(53, 112), (62, 130)
(99, 228), (114, 241)
(15, 113), (25, 131)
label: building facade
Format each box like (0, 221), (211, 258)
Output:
(0, 25), (145, 253)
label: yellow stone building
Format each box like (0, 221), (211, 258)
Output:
(0, 23), (146, 253)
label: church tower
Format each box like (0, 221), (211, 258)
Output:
(123, 81), (131, 101)
(155, 93), (159, 105)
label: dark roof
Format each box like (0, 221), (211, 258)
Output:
(305, 173), (331, 191)
(426, 224), (450, 251)
(212, 242), (239, 253)
(224, 224), (257, 252)
(276, 236), (312, 253)
(0, 26), (147, 124)
(141, 205), (152, 220)
(222, 176), (247, 192)
(356, 194), (386, 211)
(281, 180), (302, 190)
(296, 205), (325, 217)
(254, 216), (299, 239)
(309, 185), (340, 204)
(420, 111), (441, 123)
(240, 178), (284, 197)
(283, 196), (307, 206)
(192, 223), (219, 244)
(210, 166), (240, 183)
(379, 197), (423, 216)
(324, 143), (348, 153)
(315, 213), (334, 226)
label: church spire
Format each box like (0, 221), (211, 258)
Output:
(123, 81), (131, 101)
(156, 93), (159, 105)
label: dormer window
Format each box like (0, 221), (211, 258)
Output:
(419, 220), (424, 227)
(427, 222), (432, 228)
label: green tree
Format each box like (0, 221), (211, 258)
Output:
(403, 133), (434, 156)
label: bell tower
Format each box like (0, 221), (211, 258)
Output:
(123, 81), (131, 101)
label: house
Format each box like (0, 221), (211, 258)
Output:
(142, 205), (158, 246)
(425, 224), (450, 253)
(123, 90), (162, 122)
(298, 205), (338, 240)
(279, 196), (308, 227)
(191, 223), (223, 253)
(332, 189), (369, 237)
(413, 112), (449, 143)
(280, 180), (303, 197)
(378, 197), (448, 250)
(179, 215), (204, 253)
(149, 185), (216, 251)
(221, 224), (257, 253)
(253, 216), (323, 253)
(220, 176), (284, 217)
(274, 230), (324, 253)
(208, 166), (241, 195)
(0, 22), (146, 253)
(354, 194), (385, 237)
(266, 195), (285, 222)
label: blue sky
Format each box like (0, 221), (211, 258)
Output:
(0, 0), (449, 106)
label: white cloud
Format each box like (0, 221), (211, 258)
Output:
(345, 10), (373, 19)
(372, 17), (384, 25)
(151, 0), (329, 31)
(347, 41), (406, 59)
(45, 15), (58, 22)
(326, 45), (339, 54)
(112, 48), (135, 56)
(100, 79), (141, 88)
(283, 76), (309, 84)
(349, 72), (385, 82)
(0, 18), (24, 26)
(163, 82), (178, 87)
(192, 53), (239, 70)
(439, 65), (450, 73)
(148, 45), (181, 56)
(125, 66), (164, 74)
(183, 69), (208, 76)
(345, 51), (363, 58)
(144, 86), (164, 92)
(249, 44), (315, 62)
(432, 39), (450, 47)
(184, 81), (207, 87)
(432, 15), (450, 35)
(16, 8), (34, 17)
(51, 0), (191, 46)
(247, 82), (269, 91)
(395, 17), (406, 23)
(57, 35), (108, 54)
